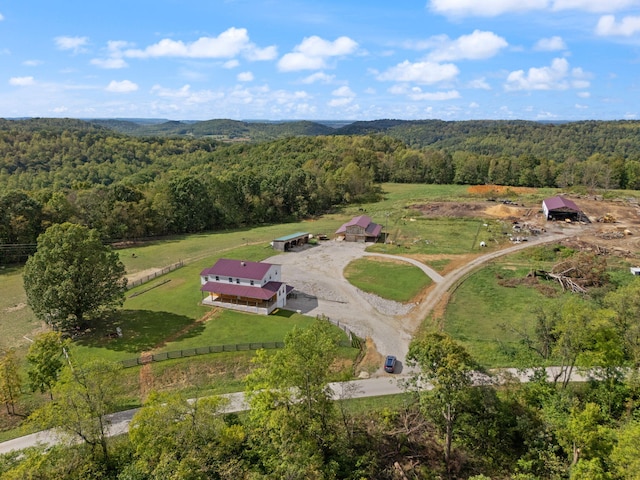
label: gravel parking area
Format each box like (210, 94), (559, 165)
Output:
(264, 240), (422, 372)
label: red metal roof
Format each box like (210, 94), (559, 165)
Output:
(366, 223), (383, 237)
(200, 258), (274, 280)
(543, 196), (581, 212)
(201, 281), (283, 300)
(336, 215), (380, 234)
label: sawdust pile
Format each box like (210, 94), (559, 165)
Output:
(484, 204), (523, 218)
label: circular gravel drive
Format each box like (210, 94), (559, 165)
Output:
(264, 240), (428, 372)
(264, 229), (570, 376)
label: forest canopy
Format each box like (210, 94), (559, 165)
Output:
(2, 117), (640, 262)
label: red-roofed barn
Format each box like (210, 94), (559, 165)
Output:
(542, 196), (583, 221)
(200, 259), (292, 315)
(335, 215), (383, 242)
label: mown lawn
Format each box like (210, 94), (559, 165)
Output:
(344, 257), (431, 302)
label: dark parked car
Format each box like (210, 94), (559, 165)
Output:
(384, 355), (396, 373)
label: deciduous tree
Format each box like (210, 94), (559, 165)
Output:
(26, 331), (69, 399)
(245, 317), (343, 479)
(0, 349), (21, 415)
(23, 222), (127, 331)
(406, 331), (479, 470)
(28, 359), (124, 463)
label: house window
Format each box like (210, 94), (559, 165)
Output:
(250, 280), (254, 285)
(205, 276), (209, 281)
(215, 276), (219, 281)
(236, 278), (240, 284)
(229, 277), (233, 282)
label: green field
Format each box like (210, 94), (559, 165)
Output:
(2, 182), (640, 442)
(1, 182), (536, 352)
(4, 182), (632, 370)
(344, 257), (431, 302)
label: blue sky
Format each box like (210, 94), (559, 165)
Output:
(1, 0), (639, 121)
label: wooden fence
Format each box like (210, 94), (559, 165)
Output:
(119, 338), (355, 368)
(127, 260), (184, 289)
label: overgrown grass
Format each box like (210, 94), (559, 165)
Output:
(442, 262), (559, 368)
(344, 257), (431, 302)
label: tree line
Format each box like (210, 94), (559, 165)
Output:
(2, 119), (640, 263)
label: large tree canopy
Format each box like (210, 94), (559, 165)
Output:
(23, 222), (127, 330)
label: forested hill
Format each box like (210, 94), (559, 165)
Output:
(344, 119), (640, 161)
(91, 118), (336, 140)
(3, 116), (640, 262)
(6, 117), (640, 163)
(92, 117), (640, 162)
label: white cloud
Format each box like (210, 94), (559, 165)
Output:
(328, 97), (353, 107)
(377, 60), (459, 84)
(106, 80), (138, 93)
(9, 76), (35, 86)
(151, 84), (192, 98)
(468, 77), (491, 89)
(90, 41), (132, 69)
(504, 57), (589, 91)
(244, 45), (278, 61)
(596, 15), (640, 36)
(575, 103), (589, 109)
(552, 0), (639, 12)
(23, 60), (42, 67)
(124, 27), (276, 61)
(427, 30), (508, 61)
(301, 72), (335, 84)
(223, 60), (240, 69)
(534, 36), (567, 51)
(0, 13), (4, 21)
(577, 91), (591, 98)
(332, 86), (355, 97)
(91, 57), (128, 69)
(150, 84), (223, 104)
(237, 71), (254, 82)
(408, 89), (461, 101)
(55, 36), (89, 53)
(429, 0), (548, 17)
(278, 35), (358, 72)
(429, 0), (636, 16)
(328, 85), (355, 106)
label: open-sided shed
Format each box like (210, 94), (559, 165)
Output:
(542, 196), (584, 221)
(272, 232), (310, 251)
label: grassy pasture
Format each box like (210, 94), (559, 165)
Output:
(439, 246), (636, 368)
(344, 257), (431, 302)
(0, 182), (515, 352)
(442, 260), (558, 367)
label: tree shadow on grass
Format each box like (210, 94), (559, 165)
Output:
(74, 310), (205, 353)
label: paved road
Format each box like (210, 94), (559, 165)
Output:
(0, 366), (592, 455)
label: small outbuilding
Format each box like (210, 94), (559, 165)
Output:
(542, 196), (584, 222)
(631, 267), (640, 276)
(272, 232), (310, 252)
(335, 215), (383, 242)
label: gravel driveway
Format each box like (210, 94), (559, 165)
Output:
(264, 240), (435, 372)
(264, 228), (571, 376)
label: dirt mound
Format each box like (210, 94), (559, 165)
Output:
(484, 204), (524, 218)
